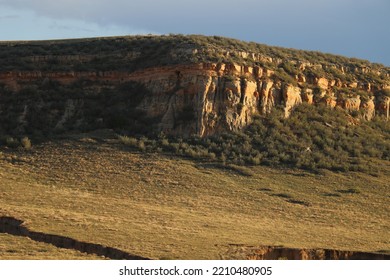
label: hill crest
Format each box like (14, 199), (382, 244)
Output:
(0, 34), (389, 137)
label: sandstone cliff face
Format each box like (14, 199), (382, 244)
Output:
(126, 64), (261, 136)
(124, 63), (389, 136)
(260, 80), (282, 115)
(0, 62), (389, 136)
(361, 97), (376, 121)
(378, 96), (390, 120)
(343, 96), (361, 112)
(283, 85), (302, 117)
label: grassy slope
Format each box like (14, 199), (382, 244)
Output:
(0, 234), (106, 260)
(1, 133), (389, 259)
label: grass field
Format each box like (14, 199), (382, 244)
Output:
(0, 234), (106, 260)
(0, 131), (389, 259)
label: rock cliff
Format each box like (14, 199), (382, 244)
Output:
(0, 35), (389, 137)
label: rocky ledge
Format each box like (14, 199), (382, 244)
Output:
(0, 35), (389, 137)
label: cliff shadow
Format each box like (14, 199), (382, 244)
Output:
(0, 216), (149, 260)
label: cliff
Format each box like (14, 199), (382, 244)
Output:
(0, 35), (389, 137)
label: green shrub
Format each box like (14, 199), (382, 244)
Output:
(138, 140), (146, 151)
(123, 104), (388, 174)
(20, 137), (32, 150)
(280, 61), (299, 76)
(160, 138), (169, 147)
(5, 137), (19, 148)
(273, 68), (297, 85)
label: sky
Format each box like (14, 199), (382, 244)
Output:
(0, 0), (389, 66)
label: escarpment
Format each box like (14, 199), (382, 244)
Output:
(0, 35), (389, 137)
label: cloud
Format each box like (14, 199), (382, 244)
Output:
(0, 6), (154, 41)
(0, 0), (387, 35)
(0, 0), (386, 31)
(0, 0), (388, 64)
(0, 0), (251, 26)
(48, 22), (95, 34)
(0, 14), (19, 20)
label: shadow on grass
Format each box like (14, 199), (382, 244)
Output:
(0, 216), (149, 260)
(196, 162), (254, 177)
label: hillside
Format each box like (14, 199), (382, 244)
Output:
(0, 35), (389, 137)
(0, 35), (389, 259)
(0, 133), (389, 259)
(0, 35), (389, 173)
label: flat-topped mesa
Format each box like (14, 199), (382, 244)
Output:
(0, 35), (389, 137)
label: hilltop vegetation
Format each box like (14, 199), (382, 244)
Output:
(0, 35), (388, 80)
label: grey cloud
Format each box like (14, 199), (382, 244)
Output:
(49, 22), (95, 33)
(0, 14), (19, 20)
(0, 0), (385, 33)
(0, 1), (383, 28)
(0, 0), (388, 65)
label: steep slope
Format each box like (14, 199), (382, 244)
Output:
(0, 35), (389, 137)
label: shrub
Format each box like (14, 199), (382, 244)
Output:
(280, 61), (299, 76)
(273, 68), (297, 85)
(147, 104), (387, 173)
(138, 140), (146, 151)
(118, 135), (138, 147)
(20, 137), (32, 150)
(160, 138), (169, 147)
(5, 137), (19, 148)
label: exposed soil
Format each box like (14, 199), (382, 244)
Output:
(225, 244), (390, 260)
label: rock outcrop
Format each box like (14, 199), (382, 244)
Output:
(260, 80), (281, 115)
(343, 96), (361, 112)
(0, 62), (389, 136)
(0, 35), (389, 137)
(378, 96), (390, 120)
(283, 85), (302, 117)
(361, 97), (376, 121)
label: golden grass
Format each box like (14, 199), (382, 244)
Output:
(0, 234), (106, 260)
(0, 134), (389, 259)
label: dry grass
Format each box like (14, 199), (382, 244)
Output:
(0, 132), (389, 259)
(0, 234), (106, 260)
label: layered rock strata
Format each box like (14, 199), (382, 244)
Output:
(0, 62), (389, 136)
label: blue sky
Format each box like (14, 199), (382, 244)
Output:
(0, 0), (389, 65)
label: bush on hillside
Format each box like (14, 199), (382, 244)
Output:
(118, 104), (390, 174)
